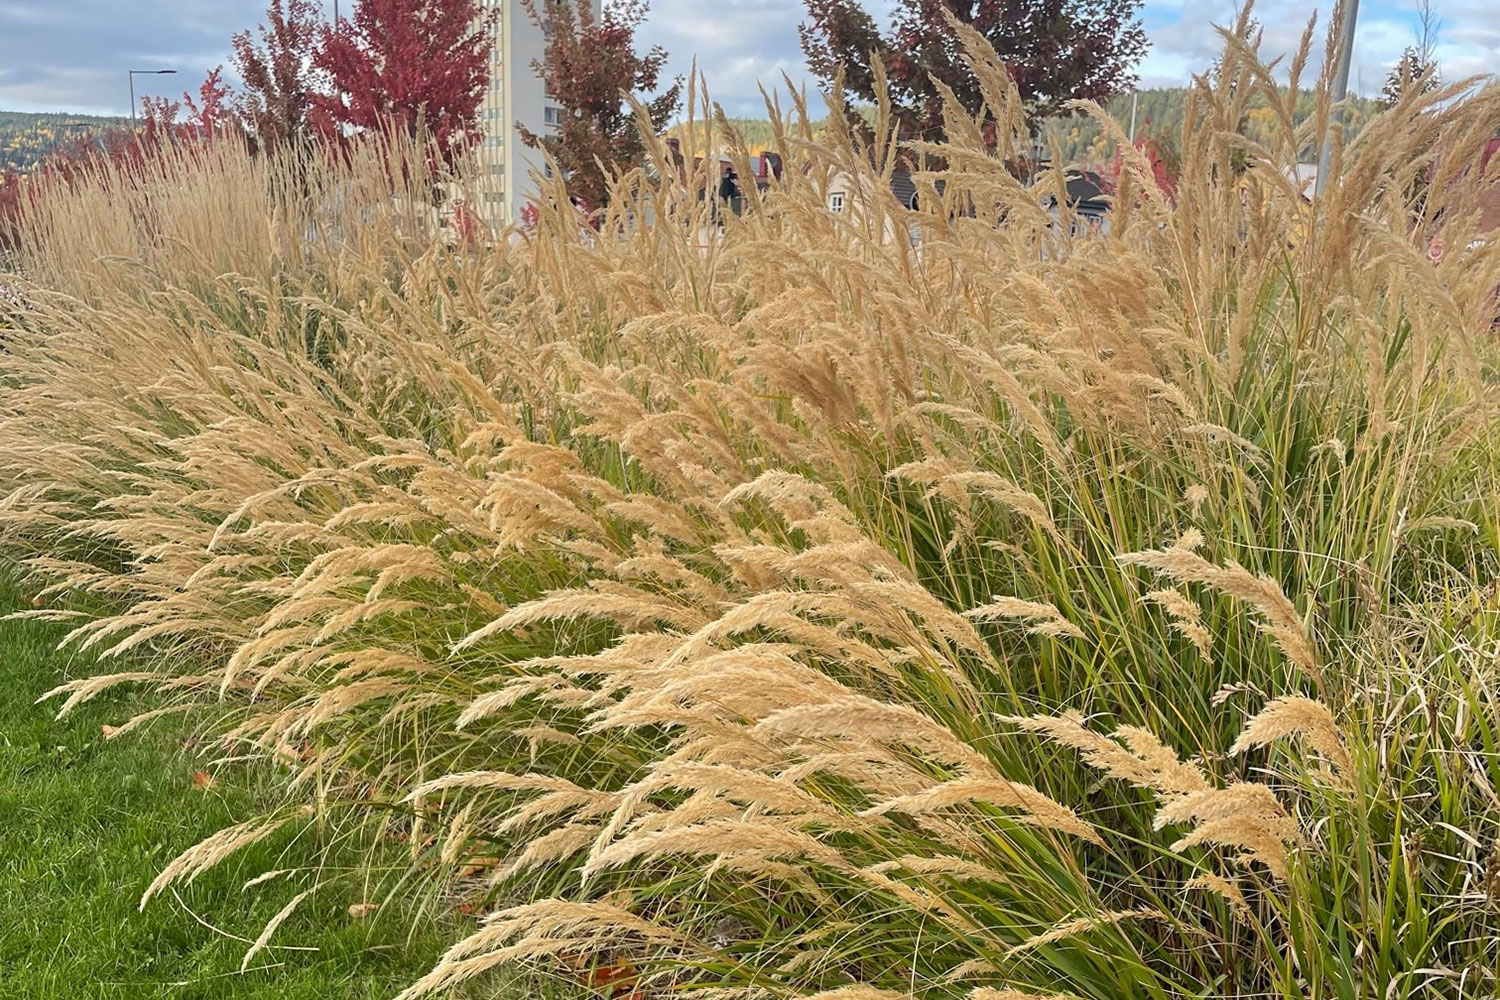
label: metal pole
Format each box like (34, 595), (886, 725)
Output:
(1128, 91), (1139, 142)
(1316, 0), (1360, 198)
(128, 69), (177, 129)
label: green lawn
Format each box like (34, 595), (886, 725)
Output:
(0, 579), (479, 999)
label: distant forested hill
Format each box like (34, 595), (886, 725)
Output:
(0, 111), (125, 171)
(1044, 87), (1383, 167)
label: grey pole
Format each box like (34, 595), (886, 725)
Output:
(128, 69), (177, 127)
(1316, 0), (1360, 198)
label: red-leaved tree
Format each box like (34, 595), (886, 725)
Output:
(519, 0), (681, 210)
(232, 0), (325, 151)
(0, 170), (29, 253)
(1102, 129), (1178, 201)
(800, 0), (1149, 141)
(135, 69), (245, 143)
(311, 0), (495, 166)
(1, 72), (242, 252)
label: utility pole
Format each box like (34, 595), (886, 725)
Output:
(128, 68), (177, 127)
(1315, 0), (1360, 197)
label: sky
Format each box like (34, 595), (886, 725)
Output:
(0, 0), (1494, 119)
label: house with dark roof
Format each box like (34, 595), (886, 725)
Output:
(1034, 169), (1111, 234)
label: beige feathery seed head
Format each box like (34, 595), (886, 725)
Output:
(1176, 423), (1264, 460)
(582, 818), (850, 881)
(393, 899), (693, 999)
(140, 816), (293, 909)
(942, 959), (998, 982)
(756, 696), (995, 773)
(1006, 908), (1167, 956)
(495, 823), (601, 881)
(454, 585), (709, 652)
(859, 775), (1101, 845)
(37, 671), (165, 718)
(866, 855), (1005, 881)
(1231, 696), (1352, 776)
(1173, 529), (1205, 551)
(1142, 588), (1212, 663)
(999, 713), (1209, 795)
(1118, 546), (1320, 682)
(1186, 872), (1253, 922)
(100, 704), (192, 738)
(240, 886), (316, 971)
(1002, 714), (1297, 875)
(965, 597), (1086, 640)
(626, 761), (852, 825)
(1142, 588), (1201, 623)
(1154, 784), (1299, 879)
(1183, 484), (1210, 517)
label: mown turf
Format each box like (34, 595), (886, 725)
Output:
(0, 579), (464, 999)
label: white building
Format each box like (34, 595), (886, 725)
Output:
(473, 0), (599, 226)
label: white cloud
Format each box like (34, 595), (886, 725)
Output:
(638, 0), (813, 115)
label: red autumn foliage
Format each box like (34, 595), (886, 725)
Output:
(0, 72), (245, 252)
(447, 197), (484, 246)
(0, 170), (27, 252)
(232, 0), (325, 151)
(311, 0), (495, 166)
(1102, 128), (1179, 201)
(182, 67), (243, 137)
(519, 0), (681, 210)
(800, 0), (1149, 140)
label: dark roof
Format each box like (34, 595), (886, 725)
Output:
(1064, 171), (1107, 204)
(1033, 169), (1111, 216)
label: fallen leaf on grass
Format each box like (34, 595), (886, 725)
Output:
(192, 770), (217, 790)
(559, 953), (641, 997)
(457, 856), (501, 878)
(348, 902), (378, 919)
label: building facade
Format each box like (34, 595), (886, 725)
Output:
(474, 0), (599, 226)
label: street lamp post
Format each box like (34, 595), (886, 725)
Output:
(128, 69), (177, 127)
(1315, 0), (1361, 198)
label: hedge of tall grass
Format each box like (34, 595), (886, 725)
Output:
(5, 17), (1500, 1000)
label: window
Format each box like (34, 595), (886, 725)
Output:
(485, 135), (504, 149)
(485, 107), (504, 120)
(543, 106), (563, 126)
(828, 191), (846, 213)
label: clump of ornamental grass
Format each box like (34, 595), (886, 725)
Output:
(4, 6), (1500, 999)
